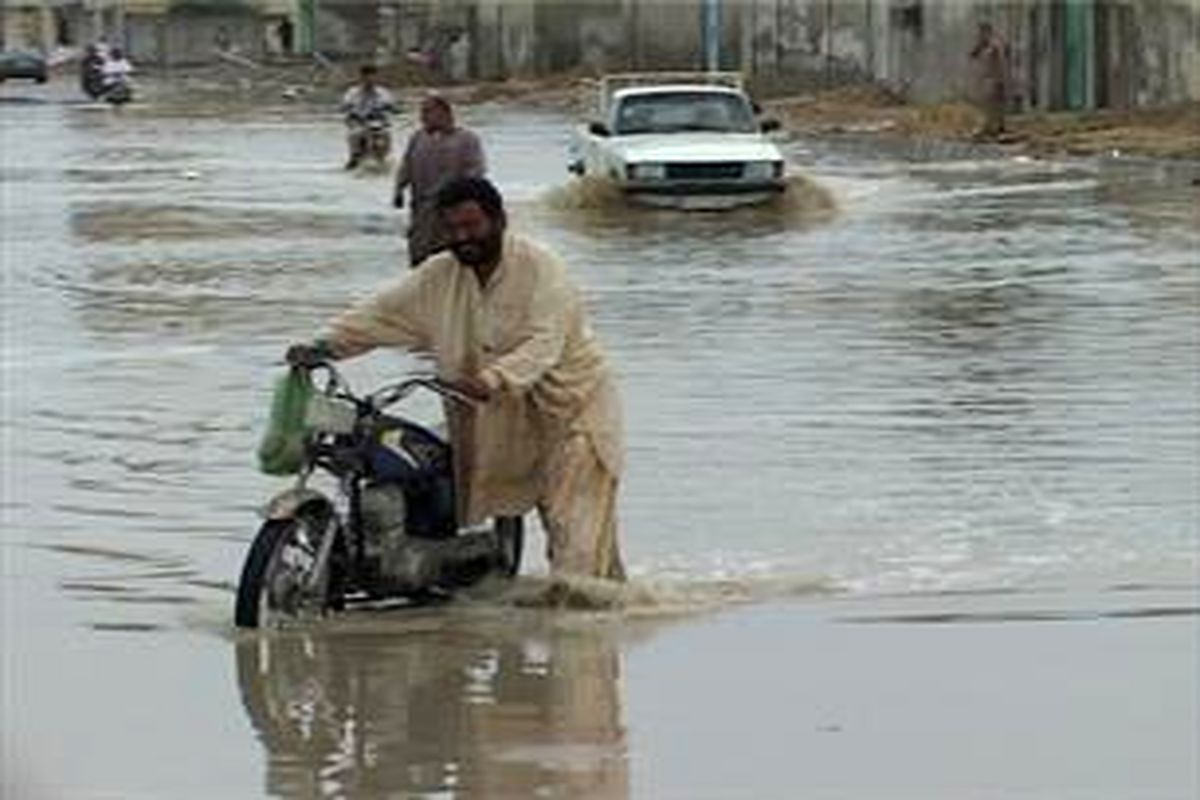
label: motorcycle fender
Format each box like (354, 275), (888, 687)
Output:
(262, 488), (332, 521)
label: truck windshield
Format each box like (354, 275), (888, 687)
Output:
(613, 92), (757, 135)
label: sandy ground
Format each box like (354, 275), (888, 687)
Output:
(124, 58), (1200, 162)
(764, 84), (1200, 162)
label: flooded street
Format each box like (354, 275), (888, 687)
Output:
(2, 84), (1198, 798)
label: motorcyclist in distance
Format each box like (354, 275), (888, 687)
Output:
(340, 64), (397, 170)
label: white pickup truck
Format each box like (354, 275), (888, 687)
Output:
(568, 72), (786, 210)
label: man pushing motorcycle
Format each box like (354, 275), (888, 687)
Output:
(288, 177), (626, 581)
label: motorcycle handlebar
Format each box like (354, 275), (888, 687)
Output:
(288, 360), (476, 410)
(373, 377), (477, 409)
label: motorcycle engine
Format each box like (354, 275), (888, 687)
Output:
(360, 483), (407, 563)
(359, 483), (442, 589)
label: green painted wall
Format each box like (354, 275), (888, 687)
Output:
(1064, 0), (1094, 109)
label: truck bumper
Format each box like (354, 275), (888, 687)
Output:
(623, 179), (786, 210)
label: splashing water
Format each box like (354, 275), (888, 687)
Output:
(455, 572), (836, 619)
(537, 173), (838, 225)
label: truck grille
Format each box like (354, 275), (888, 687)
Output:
(664, 162), (745, 180)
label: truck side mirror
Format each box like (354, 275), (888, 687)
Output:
(760, 118), (782, 133)
(589, 121), (611, 137)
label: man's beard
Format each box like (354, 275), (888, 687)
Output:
(451, 231), (503, 267)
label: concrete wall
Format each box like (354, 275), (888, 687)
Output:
(1122, 0), (1200, 106)
(1, 0), (301, 63)
(124, 11), (270, 64)
(6, 0), (1195, 106)
(473, 0), (536, 78)
(311, 2), (379, 56)
(729, 0), (1200, 109)
(1, 0), (88, 52)
(432, 0), (1199, 109)
(453, 0), (708, 79)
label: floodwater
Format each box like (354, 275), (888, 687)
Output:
(2, 82), (1198, 799)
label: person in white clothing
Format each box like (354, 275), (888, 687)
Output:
(101, 48), (133, 88)
(340, 64), (397, 169)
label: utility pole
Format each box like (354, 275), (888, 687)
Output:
(703, 0), (721, 71)
(824, 0), (833, 89)
(312, 0), (320, 56)
(115, 0), (126, 49)
(297, 0), (316, 54)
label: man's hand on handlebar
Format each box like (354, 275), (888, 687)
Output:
(285, 341), (334, 368)
(443, 374), (492, 403)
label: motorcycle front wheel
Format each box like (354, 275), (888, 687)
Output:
(235, 505), (341, 629)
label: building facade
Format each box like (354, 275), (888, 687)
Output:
(3, 0), (1196, 109)
(433, 0), (1200, 110)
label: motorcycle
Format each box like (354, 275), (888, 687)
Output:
(80, 57), (106, 100)
(346, 114), (391, 169)
(234, 362), (524, 629)
(102, 77), (133, 106)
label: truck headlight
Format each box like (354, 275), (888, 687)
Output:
(744, 161), (784, 180)
(627, 163), (666, 181)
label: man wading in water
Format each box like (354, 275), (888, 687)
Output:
(289, 177), (626, 581)
(393, 95), (487, 267)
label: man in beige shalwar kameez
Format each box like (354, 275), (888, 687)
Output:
(292, 177), (624, 580)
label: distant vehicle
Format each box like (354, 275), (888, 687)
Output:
(0, 50), (49, 83)
(569, 72), (786, 210)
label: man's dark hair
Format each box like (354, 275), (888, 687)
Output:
(360, 64), (378, 76)
(423, 93), (452, 113)
(436, 176), (505, 221)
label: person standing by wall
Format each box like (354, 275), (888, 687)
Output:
(970, 22), (1010, 139)
(393, 94), (487, 267)
(276, 16), (294, 55)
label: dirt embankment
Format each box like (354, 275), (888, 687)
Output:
(150, 57), (596, 113)
(763, 84), (1200, 161)
(152, 60), (1199, 162)
(453, 77), (1199, 162)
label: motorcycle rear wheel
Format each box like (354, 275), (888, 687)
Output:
(235, 506), (340, 629)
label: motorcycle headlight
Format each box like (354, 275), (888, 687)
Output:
(744, 161), (784, 180)
(627, 162), (666, 181)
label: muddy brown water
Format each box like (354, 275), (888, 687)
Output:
(2, 85), (1198, 798)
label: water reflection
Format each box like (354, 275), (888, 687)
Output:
(235, 621), (628, 799)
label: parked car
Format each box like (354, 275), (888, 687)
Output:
(0, 50), (49, 83)
(569, 72), (786, 210)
